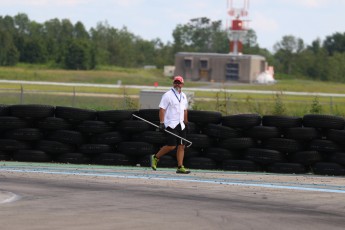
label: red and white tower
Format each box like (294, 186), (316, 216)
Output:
(227, 0), (250, 55)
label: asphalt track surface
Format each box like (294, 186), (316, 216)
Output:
(1, 162), (345, 230)
(3, 79), (345, 97)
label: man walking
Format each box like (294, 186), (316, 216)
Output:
(150, 76), (190, 174)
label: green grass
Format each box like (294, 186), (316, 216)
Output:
(0, 65), (172, 86)
(2, 64), (345, 116)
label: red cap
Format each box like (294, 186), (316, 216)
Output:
(173, 76), (184, 83)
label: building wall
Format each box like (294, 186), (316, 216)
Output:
(174, 52), (267, 83)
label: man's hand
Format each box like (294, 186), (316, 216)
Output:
(184, 122), (189, 133)
(159, 123), (165, 132)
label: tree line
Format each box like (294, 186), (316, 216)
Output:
(1, 13), (345, 82)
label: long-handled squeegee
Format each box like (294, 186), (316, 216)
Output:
(132, 114), (192, 147)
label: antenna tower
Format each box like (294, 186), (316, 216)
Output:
(227, 0), (250, 55)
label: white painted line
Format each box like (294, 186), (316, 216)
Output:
(0, 192), (21, 204)
(2, 168), (345, 194)
(2, 79), (345, 97)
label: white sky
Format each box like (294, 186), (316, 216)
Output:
(1, 0), (344, 51)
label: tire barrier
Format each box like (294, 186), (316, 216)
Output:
(1, 104), (345, 176)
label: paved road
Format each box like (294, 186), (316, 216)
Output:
(2, 79), (345, 97)
(1, 162), (345, 230)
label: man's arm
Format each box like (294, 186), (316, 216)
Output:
(159, 108), (166, 123)
(184, 109), (188, 124)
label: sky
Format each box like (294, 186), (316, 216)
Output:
(1, 0), (345, 51)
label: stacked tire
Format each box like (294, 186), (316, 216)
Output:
(1, 104), (345, 176)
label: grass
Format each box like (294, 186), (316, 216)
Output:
(0, 65), (172, 86)
(1, 64), (345, 116)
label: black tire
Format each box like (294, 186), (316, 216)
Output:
(37, 140), (75, 155)
(262, 115), (302, 128)
(184, 147), (201, 159)
(97, 110), (136, 122)
(203, 124), (239, 139)
(330, 152), (345, 166)
(263, 138), (303, 153)
(13, 150), (52, 162)
(55, 153), (90, 164)
(118, 120), (151, 133)
(0, 117), (29, 131)
(222, 114), (261, 129)
(78, 120), (112, 134)
(55, 106), (97, 122)
(91, 131), (123, 144)
(303, 114), (345, 130)
(0, 139), (31, 152)
(312, 162), (345, 176)
(0, 150), (10, 161)
(185, 122), (200, 134)
(245, 148), (286, 165)
(48, 130), (84, 145)
(137, 109), (160, 122)
(222, 159), (262, 172)
(186, 134), (211, 149)
(284, 127), (320, 141)
(132, 131), (166, 145)
(220, 137), (254, 150)
(203, 147), (236, 162)
(0, 104), (10, 116)
(289, 150), (322, 166)
(36, 117), (71, 130)
(309, 139), (339, 153)
(267, 163), (307, 174)
(245, 126), (280, 140)
(93, 153), (132, 166)
(327, 129), (345, 144)
(188, 110), (222, 124)
(185, 157), (218, 170)
(6, 128), (42, 141)
(79, 144), (113, 155)
(156, 155), (176, 168)
(10, 104), (55, 119)
(118, 142), (155, 157)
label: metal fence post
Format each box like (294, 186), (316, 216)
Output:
(72, 86), (76, 107)
(20, 84), (24, 104)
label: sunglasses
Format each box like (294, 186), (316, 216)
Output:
(173, 81), (183, 85)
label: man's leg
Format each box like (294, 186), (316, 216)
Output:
(151, 145), (175, 170)
(176, 144), (185, 167)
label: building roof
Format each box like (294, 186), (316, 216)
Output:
(175, 52), (265, 60)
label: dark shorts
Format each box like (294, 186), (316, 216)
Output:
(166, 124), (187, 146)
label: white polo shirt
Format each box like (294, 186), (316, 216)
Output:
(159, 88), (188, 130)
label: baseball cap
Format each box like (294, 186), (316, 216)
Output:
(173, 76), (184, 83)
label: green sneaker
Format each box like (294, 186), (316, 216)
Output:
(176, 166), (191, 174)
(150, 155), (159, 171)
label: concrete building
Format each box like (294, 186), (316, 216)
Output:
(173, 52), (267, 83)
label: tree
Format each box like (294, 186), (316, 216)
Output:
(0, 29), (19, 66)
(43, 18), (63, 62)
(90, 22), (112, 66)
(327, 52), (345, 82)
(134, 38), (157, 66)
(323, 32), (345, 55)
(22, 39), (47, 63)
(14, 13), (30, 34)
(297, 39), (329, 81)
(172, 17), (228, 54)
(308, 38), (322, 54)
(154, 41), (174, 67)
(273, 35), (305, 74)
(74, 21), (90, 39)
(242, 29), (258, 47)
(64, 39), (94, 70)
